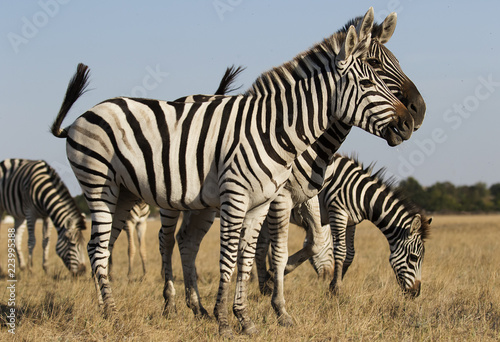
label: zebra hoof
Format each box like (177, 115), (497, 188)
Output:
(278, 314), (294, 327)
(218, 324), (233, 339)
(241, 322), (259, 336)
(162, 301), (177, 318)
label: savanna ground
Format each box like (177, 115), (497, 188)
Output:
(0, 214), (499, 341)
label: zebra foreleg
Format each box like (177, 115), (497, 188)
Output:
(26, 215), (37, 271)
(124, 221), (136, 279)
(41, 218), (51, 273)
(136, 218), (148, 277)
(214, 199), (250, 337)
(255, 220), (273, 295)
(232, 206), (269, 336)
(176, 209), (215, 318)
(159, 209), (180, 317)
(328, 210), (350, 295)
(266, 193), (294, 327)
(341, 224), (356, 278)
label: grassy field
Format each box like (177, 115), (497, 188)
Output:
(1, 214), (499, 341)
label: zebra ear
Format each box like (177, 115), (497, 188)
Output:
(343, 25), (359, 58)
(409, 214), (421, 236)
(356, 7), (374, 41)
(378, 12), (397, 44)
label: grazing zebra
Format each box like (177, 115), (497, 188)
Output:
(107, 66), (245, 279)
(51, 18), (413, 336)
(256, 154), (431, 297)
(0, 159), (87, 275)
(165, 8), (426, 319)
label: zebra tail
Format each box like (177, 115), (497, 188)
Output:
(214, 65), (245, 95)
(51, 63), (91, 138)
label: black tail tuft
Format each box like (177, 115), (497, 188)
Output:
(51, 63), (91, 138)
(214, 65), (245, 95)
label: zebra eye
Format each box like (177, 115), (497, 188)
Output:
(367, 58), (382, 68)
(409, 253), (419, 263)
(360, 79), (375, 88)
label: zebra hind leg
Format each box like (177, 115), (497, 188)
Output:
(88, 187), (136, 316)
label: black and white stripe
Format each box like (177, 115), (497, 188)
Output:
(0, 158), (86, 275)
(169, 8), (425, 318)
(51, 15), (411, 335)
(315, 155), (431, 297)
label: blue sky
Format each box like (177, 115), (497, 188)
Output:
(1, 0), (499, 195)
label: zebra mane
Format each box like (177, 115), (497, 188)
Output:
(340, 153), (431, 240)
(339, 16), (388, 42)
(245, 28), (352, 96)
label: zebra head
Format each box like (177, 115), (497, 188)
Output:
(55, 214), (87, 276)
(389, 213), (431, 297)
(334, 24), (414, 147)
(352, 8), (426, 130)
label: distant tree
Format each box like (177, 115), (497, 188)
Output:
(490, 183), (500, 211)
(397, 177), (428, 208)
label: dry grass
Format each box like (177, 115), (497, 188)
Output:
(1, 214), (499, 341)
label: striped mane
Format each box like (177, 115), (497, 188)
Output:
(245, 29), (355, 96)
(339, 153), (431, 240)
(340, 16), (389, 41)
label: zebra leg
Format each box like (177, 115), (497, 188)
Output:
(255, 220), (273, 295)
(136, 218), (148, 277)
(266, 193), (294, 327)
(284, 196), (327, 275)
(214, 198), (253, 338)
(328, 210), (349, 295)
(341, 223), (356, 278)
(124, 220), (137, 279)
(88, 187), (136, 314)
(231, 205), (270, 336)
(41, 218), (51, 273)
(26, 215), (37, 271)
(14, 219), (27, 270)
(159, 209), (180, 317)
(176, 209), (215, 318)
(108, 197), (137, 281)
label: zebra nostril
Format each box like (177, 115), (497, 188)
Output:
(408, 103), (417, 115)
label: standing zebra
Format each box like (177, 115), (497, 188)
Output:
(107, 66), (245, 279)
(51, 21), (413, 336)
(0, 159), (87, 275)
(255, 154), (431, 297)
(164, 8), (426, 320)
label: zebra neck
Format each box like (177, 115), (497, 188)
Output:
(245, 45), (343, 163)
(37, 179), (78, 233)
(289, 122), (352, 196)
(369, 189), (412, 243)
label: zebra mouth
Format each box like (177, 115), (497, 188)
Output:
(383, 125), (404, 146)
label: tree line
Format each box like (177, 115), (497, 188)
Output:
(398, 178), (500, 213)
(73, 178), (500, 216)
